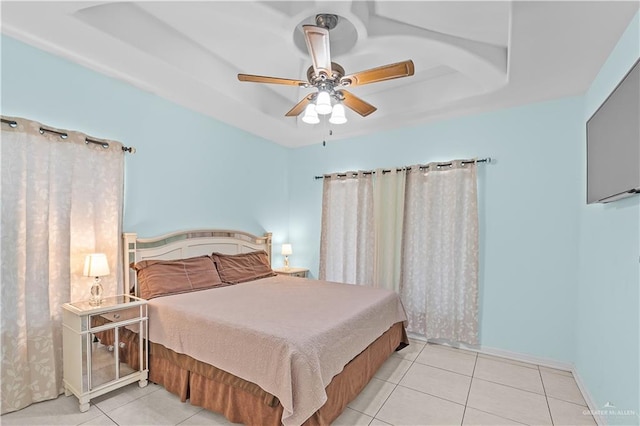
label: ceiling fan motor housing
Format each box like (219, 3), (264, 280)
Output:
(307, 63), (345, 85)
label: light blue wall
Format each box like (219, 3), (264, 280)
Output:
(3, 13), (639, 416)
(577, 11), (640, 425)
(289, 96), (584, 363)
(1, 36), (290, 255)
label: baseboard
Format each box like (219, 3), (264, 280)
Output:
(571, 368), (606, 426)
(408, 334), (604, 424)
(478, 346), (605, 425)
(474, 344), (574, 372)
(407, 334), (574, 371)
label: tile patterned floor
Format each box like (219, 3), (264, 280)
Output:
(1, 341), (597, 425)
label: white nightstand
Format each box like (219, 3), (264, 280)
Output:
(62, 295), (148, 412)
(273, 267), (309, 278)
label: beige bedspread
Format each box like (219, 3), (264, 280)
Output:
(148, 275), (407, 426)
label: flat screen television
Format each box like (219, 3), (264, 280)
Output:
(586, 58), (640, 204)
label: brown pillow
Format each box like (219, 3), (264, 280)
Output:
(211, 250), (275, 284)
(132, 255), (224, 299)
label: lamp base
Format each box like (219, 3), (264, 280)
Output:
(284, 256), (290, 271)
(89, 278), (104, 306)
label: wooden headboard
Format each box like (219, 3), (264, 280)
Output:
(123, 229), (272, 297)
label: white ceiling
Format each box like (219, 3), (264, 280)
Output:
(2, 1), (638, 147)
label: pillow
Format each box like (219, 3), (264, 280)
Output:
(211, 250), (276, 284)
(132, 255), (224, 299)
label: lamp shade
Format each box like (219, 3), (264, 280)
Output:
(281, 244), (293, 256)
(315, 91), (332, 115)
(83, 253), (110, 277)
(301, 104), (319, 124)
(329, 103), (347, 124)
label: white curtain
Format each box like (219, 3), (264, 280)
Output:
(1, 117), (124, 414)
(319, 172), (374, 285)
(373, 168), (406, 291)
(400, 161), (479, 344)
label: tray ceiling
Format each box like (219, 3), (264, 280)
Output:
(1, 1), (638, 147)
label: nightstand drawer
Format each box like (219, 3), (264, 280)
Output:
(90, 306), (141, 330)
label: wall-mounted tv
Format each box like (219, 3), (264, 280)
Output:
(586, 58), (640, 204)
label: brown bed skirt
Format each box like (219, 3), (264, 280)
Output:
(149, 322), (408, 425)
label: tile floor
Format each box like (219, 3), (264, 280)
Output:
(1, 341), (597, 426)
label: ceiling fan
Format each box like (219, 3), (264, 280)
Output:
(237, 14), (415, 124)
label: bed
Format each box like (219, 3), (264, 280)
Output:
(119, 229), (408, 425)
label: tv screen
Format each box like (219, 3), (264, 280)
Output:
(586, 58), (640, 204)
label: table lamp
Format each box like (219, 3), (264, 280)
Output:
(83, 253), (110, 306)
(281, 244), (292, 270)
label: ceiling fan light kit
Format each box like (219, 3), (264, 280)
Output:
(238, 13), (415, 127)
(329, 104), (347, 125)
(302, 104), (320, 124)
(315, 91), (333, 115)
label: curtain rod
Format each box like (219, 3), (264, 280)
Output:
(1, 118), (136, 153)
(314, 157), (492, 180)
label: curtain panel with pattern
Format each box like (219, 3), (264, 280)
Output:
(1, 117), (125, 414)
(400, 161), (479, 344)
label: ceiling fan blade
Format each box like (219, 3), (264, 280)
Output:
(285, 95), (313, 117)
(340, 60), (415, 87)
(238, 74), (308, 87)
(340, 90), (377, 117)
(303, 25), (332, 76)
